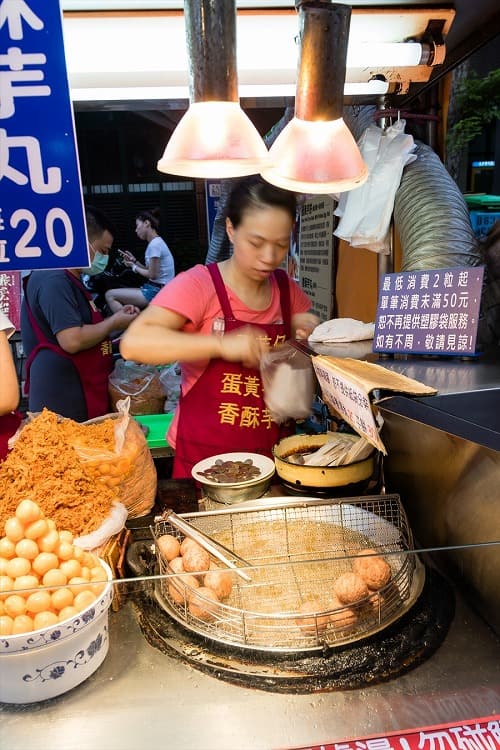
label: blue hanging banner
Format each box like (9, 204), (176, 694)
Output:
(0, 0), (89, 271)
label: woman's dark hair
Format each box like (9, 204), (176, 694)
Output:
(226, 176), (297, 229)
(136, 207), (161, 231)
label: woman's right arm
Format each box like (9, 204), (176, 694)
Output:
(119, 305), (269, 368)
(0, 330), (19, 415)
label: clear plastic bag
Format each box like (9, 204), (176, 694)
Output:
(108, 359), (165, 415)
(260, 343), (316, 424)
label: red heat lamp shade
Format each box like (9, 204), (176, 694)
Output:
(262, 1), (368, 194)
(157, 0), (269, 179)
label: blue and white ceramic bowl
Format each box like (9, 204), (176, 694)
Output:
(0, 561), (113, 704)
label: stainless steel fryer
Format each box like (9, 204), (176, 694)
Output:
(152, 495), (425, 653)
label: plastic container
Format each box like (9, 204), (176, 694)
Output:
(134, 413), (173, 449)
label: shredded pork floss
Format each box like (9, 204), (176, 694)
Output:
(0, 409), (116, 536)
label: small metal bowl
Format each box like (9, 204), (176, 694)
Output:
(192, 452), (275, 505)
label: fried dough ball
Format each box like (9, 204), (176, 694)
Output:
(352, 549), (392, 590)
(181, 540), (210, 576)
(168, 573), (199, 606)
(294, 598), (330, 635)
(157, 534), (181, 562)
(203, 568), (233, 600)
(188, 586), (220, 621)
(366, 590), (385, 619)
(168, 556), (185, 574)
(180, 537), (197, 556)
(328, 593), (358, 630)
(333, 571), (369, 605)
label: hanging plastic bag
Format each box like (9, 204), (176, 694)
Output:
(334, 120), (417, 254)
(260, 343), (316, 424)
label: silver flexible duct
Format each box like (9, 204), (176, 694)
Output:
(394, 141), (480, 271)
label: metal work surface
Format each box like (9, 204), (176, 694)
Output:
(1, 567), (499, 750)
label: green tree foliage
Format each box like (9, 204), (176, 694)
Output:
(446, 68), (500, 157)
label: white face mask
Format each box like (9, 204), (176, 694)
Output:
(83, 246), (109, 276)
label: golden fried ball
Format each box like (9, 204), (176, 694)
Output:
(328, 593), (358, 630)
(188, 586), (220, 621)
(181, 541), (210, 576)
(157, 534), (181, 562)
(168, 573), (200, 606)
(203, 568), (232, 600)
(352, 550), (392, 590)
(294, 598), (330, 635)
(333, 571), (369, 605)
(168, 556), (185, 574)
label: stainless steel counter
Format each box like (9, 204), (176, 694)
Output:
(2, 566), (500, 750)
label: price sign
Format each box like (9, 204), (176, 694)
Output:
(373, 267), (484, 357)
(0, 0), (89, 272)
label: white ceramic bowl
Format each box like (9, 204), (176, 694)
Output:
(0, 561), (113, 704)
(192, 452), (275, 504)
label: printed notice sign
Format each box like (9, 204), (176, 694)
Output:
(299, 196), (334, 322)
(373, 267), (484, 356)
(312, 358), (385, 453)
(0, 0), (89, 271)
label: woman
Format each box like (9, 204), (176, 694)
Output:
(120, 176), (319, 478)
(0, 311), (22, 460)
(105, 208), (175, 313)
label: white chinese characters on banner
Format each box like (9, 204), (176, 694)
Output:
(0, 0), (88, 271)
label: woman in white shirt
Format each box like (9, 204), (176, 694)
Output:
(105, 208), (175, 312)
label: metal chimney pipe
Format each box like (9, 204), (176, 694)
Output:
(294, 1), (351, 121)
(185, 0), (238, 103)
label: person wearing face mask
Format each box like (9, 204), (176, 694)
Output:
(21, 205), (139, 422)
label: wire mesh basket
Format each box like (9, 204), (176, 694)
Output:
(152, 495), (424, 653)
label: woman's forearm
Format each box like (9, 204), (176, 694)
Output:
(120, 319), (221, 366)
(0, 332), (19, 414)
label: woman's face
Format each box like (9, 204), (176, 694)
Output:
(226, 206), (293, 281)
(135, 219), (148, 241)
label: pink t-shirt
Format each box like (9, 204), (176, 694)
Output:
(151, 264), (312, 447)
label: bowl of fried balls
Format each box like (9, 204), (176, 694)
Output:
(191, 452), (276, 504)
(0, 499), (113, 704)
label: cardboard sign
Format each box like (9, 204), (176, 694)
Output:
(373, 267), (484, 357)
(312, 356), (437, 454)
(0, 0), (89, 271)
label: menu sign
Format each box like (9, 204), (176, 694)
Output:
(373, 267), (484, 357)
(0, 0), (89, 271)
(298, 196), (334, 322)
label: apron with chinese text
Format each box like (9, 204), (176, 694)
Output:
(23, 271), (113, 420)
(0, 411), (23, 461)
(173, 263), (292, 478)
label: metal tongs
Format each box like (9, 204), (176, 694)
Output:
(160, 509), (252, 583)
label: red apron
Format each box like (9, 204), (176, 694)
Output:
(173, 264), (292, 479)
(0, 411), (23, 461)
(23, 271), (113, 420)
